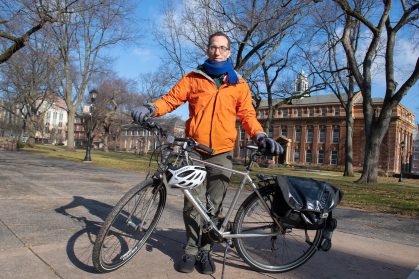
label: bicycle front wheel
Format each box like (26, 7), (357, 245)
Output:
(233, 185), (322, 273)
(92, 179), (166, 273)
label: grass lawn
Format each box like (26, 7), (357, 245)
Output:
(21, 144), (419, 218)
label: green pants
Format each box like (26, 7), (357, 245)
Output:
(183, 150), (233, 255)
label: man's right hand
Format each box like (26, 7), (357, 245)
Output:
(131, 104), (156, 123)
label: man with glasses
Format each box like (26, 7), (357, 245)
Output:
(131, 31), (282, 275)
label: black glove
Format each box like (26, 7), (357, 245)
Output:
(254, 132), (284, 155)
(131, 104), (156, 123)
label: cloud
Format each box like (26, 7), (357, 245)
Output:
(132, 48), (157, 60)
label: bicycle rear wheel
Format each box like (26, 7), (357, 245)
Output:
(233, 185), (322, 273)
(92, 179), (166, 273)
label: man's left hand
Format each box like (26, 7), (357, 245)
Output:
(254, 133), (283, 155)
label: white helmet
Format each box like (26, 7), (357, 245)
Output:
(166, 165), (206, 189)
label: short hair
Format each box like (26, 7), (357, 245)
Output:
(208, 31), (231, 49)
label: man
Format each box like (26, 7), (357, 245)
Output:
(131, 31), (283, 274)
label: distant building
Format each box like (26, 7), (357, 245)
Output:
(119, 117), (186, 153)
(234, 74), (416, 174)
(35, 97), (68, 145)
(412, 125), (419, 173)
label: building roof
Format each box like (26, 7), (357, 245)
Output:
(258, 93), (386, 107)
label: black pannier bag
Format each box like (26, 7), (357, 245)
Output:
(271, 175), (344, 250)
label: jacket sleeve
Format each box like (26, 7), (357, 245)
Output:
(152, 74), (191, 117)
(236, 81), (264, 139)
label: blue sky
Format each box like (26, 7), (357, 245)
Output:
(110, 0), (419, 127)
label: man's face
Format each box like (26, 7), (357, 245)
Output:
(206, 36), (231, 62)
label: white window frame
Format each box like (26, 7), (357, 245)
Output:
(305, 149), (312, 163)
(330, 150), (338, 165)
(332, 128), (339, 143)
(414, 147), (418, 152)
(294, 149), (300, 162)
(240, 129), (245, 140)
(334, 108), (340, 116)
(414, 155), (418, 160)
(282, 110), (288, 117)
(309, 109), (314, 117)
(295, 128), (301, 142)
(321, 108), (326, 116)
(306, 128), (313, 143)
(319, 129), (326, 143)
(268, 128), (273, 138)
(297, 110), (302, 117)
(318, 150), (325, 164)
(414, 163), (418, 168)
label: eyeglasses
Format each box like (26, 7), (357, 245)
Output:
(208, 45), (229, 53)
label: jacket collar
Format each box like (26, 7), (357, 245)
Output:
(193, 64), (243, 84)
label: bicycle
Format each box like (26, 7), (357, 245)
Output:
(92, 118), (323, 274)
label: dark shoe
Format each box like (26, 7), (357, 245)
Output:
(197, 250), (216, 274)
(179, 254), (196, 273)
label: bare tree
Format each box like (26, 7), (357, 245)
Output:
(46, 0), (143, 152)
(0, 0), (96, 64)
(153, 0), (316, 79)
(89, 72), (143, 152)
(0, 36), (60, 147)
(330, 0), (419, 183)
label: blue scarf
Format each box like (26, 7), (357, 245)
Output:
(203, 58), (239, 85)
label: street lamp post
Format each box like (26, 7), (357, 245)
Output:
(83, 90), (98, 162)
(399, 141), (405, 182)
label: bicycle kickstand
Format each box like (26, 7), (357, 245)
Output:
(222, 238), (233, 279)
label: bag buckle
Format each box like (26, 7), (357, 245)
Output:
(321, 213), (329, 218)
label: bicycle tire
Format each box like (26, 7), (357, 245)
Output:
(233, 184), (322, 273)
(92, 179), (166, 273)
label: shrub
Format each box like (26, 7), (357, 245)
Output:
(17, 142), (25, 149)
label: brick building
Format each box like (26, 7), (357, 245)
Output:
(234, 91), (416, 174)
(119, 117), (186, 153)
(412, 126), (419, 173)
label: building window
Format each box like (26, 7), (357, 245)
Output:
(45, 127), (49, 133)
(330, 150), (338, 165)
(247, 148), (252, 158)
(260, 111), (264, 118)
(332, 128), (339, 143)
(297, 110), (302, 117)
(240, 129), (245, 140)
(295, 128), (301, 142)
(414, 155), (418, 160)
(143, 129), (146, 136)
(131, 130), (135, 136)
(179, 129), (184, 138)
(155, 141), (159, 149)
(305, 150), (312, 163)
(335, 108), (340, 116)
(126, 130), (129, 136)
(282, 110), (288, 117)
(319, 129), (326, 143)
(46, 111), (51, 126)
(414, 147), (418, 152)
(306, 128), (313, 143)
(318, 150), (325, 164)
(148, 140), (152, 150)
(58, 129), (62, 135)
(268, 128), (273, 138)
(149, 130), (152, 136)
(294, 149), (300, 162)
(309, 109), (314, 117)
(281, 128), (287, 137)
(321, 108), (326, 116)
(52, 111), (57, 126)
(414, 163), (418, 168)
(239, 147), (244, 158)
(137, 129), (141, 136)
(59, 113), (63, 127)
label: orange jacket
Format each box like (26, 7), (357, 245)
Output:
(152, 67), (263, 154)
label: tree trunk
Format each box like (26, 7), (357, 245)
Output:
(356, 135), (380, 183)
(26, 116), (37, 148)
(103, 125), (110, 153)
(66, 109), (76, 152)
(344, 106), (354, 177)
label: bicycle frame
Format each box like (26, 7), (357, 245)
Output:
(179, 155), (281, 239)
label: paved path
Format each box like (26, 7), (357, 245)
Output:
(0, 150), (418, 279)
